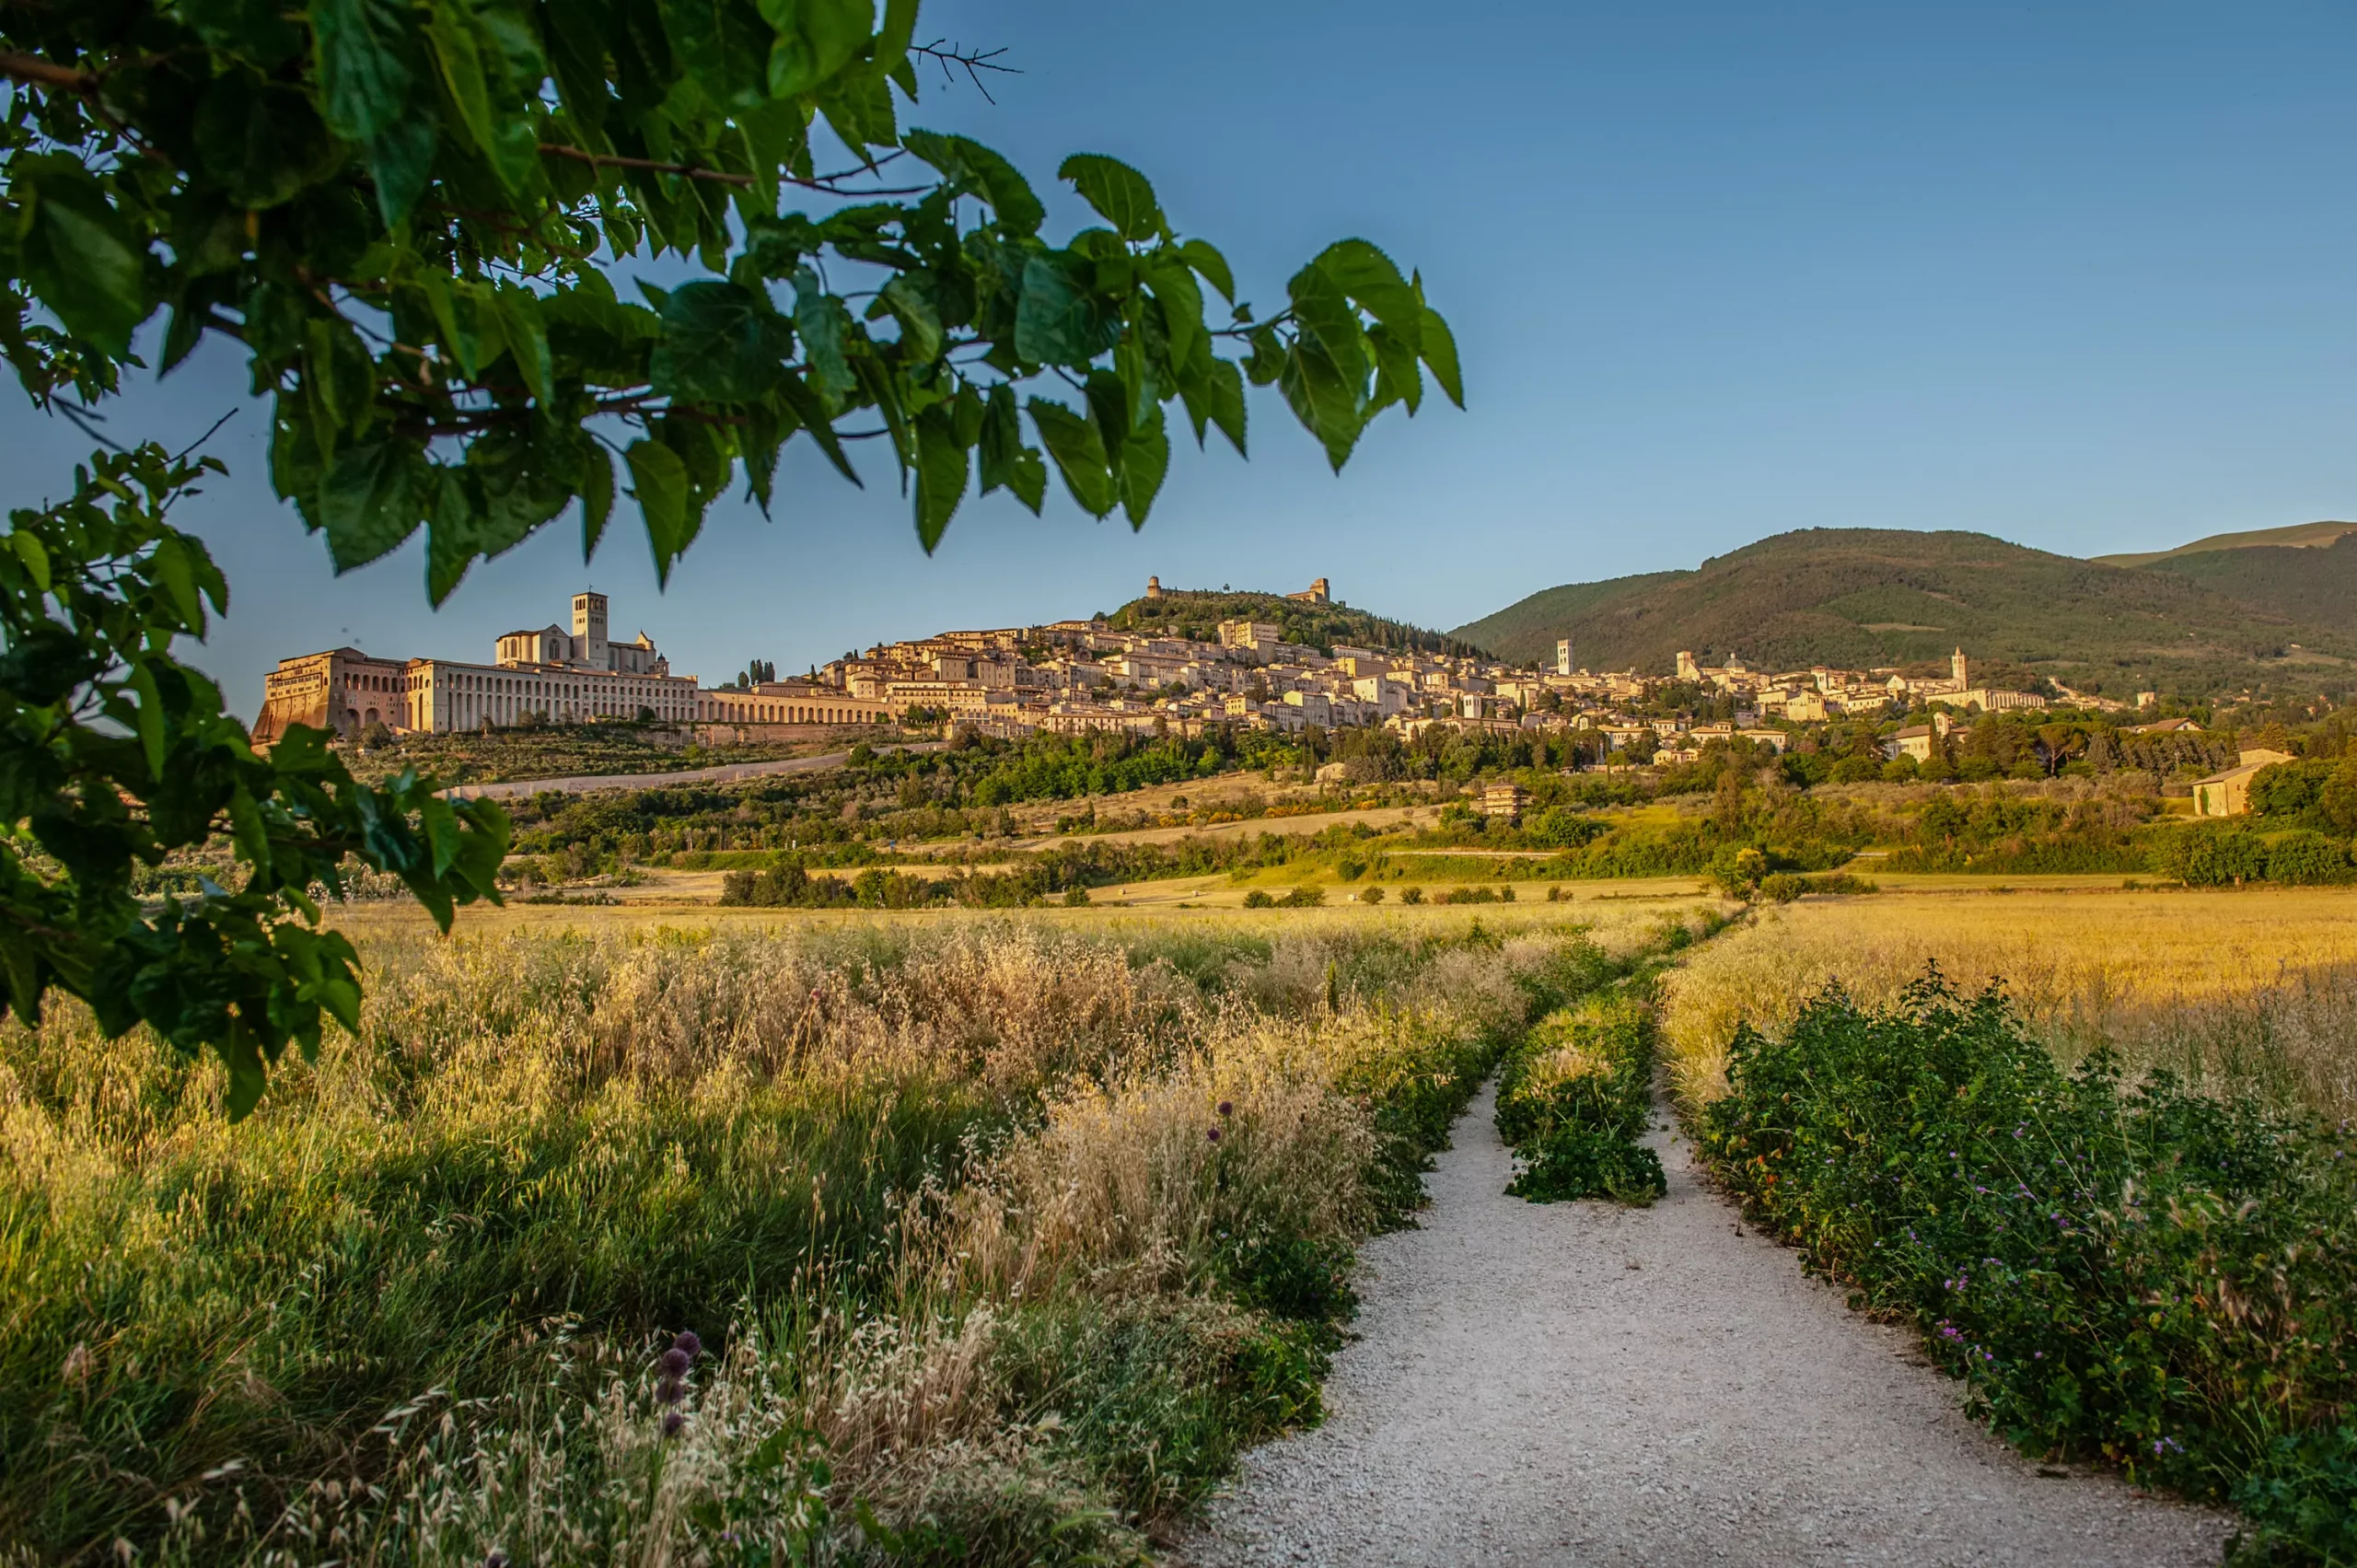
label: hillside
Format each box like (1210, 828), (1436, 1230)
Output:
(1106, 586), (1486, 658)
(2093, 520), (2355, 568)
(2131, 529), (2357, 642)
(1450, 528), (2352, 699)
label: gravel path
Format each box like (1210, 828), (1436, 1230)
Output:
(1180, 1084), (2234, 1568)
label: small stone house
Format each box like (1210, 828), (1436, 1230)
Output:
(2190, 749), (2295, 818)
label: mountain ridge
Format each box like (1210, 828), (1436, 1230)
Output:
(1449, 527), (2354, 699)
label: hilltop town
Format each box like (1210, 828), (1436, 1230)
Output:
(254, 576), (2177, 773)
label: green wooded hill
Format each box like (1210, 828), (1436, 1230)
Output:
(1450, 528), (2356, 700)
(1106, 587), (1485, 658)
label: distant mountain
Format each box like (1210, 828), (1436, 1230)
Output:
(1450, 528), (2353, 699)
(1106, 586), (1485, 658)
(2093, 520), (2355, 568)
(2130, 529), (2357, 642)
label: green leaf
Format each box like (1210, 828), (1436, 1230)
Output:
(774, 370), (863, 486)
(304, 316), (378, 455)
(901, 131), (1045, 235)
(1117, 405), (1169, 528)
(182, 0), (306, 66)
(762, 0), (872, 97)
(879, 273), (943, 364)
(424, 0), (541, 193)
(819, 71), (898, 152)
(625, 438), (696, 586)
(220, 1021), (269, 1121)
(17, 158), (150, 359)
(1177, 238), (1236, 302)
(1147, 261), (1203, 373)
(312, 0), (418, 141)
(1059, 154), (1164, 242)
(979, 384), (1046, 514)
(581, 442), (617, 559)
(125, 661), (168, 778)
(1016, 254), (1116, 366)
(912, 406), (970, 552)
(493, 285), (554, 404)
(1027, 398), (1115, 518)
(193, 78), (332, 208)
(1279, 338), (1365, 472)
(1285, 261), (1367, 384)
(1178, 354), (1247, 457)
(1419, 302), (1464, 409)
(662, 0), (772, 109)
(794, 270), (857, 406)
(1314, 239), (1422, 343)
(651, 281), (788, 402)
(319, 439), (433, 571)
(365, 112), (441, 226)
(1367, 320), (1422, 416)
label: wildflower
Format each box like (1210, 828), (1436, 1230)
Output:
(485, 1552), (509, 1568)
(1217, 1100), (1234, 1118)
(663, 1410), (685, 1438)
(1207, 1127), (1222, 1143)
(673, 1330), (702, 1360)
(660, 1347), (692, 1376)
(658, 1376), (686, 1405)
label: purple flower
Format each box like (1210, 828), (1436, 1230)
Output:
(661, 1347), (692, 1376)
(673, 1330), (702, 1360)
(485, 1553), (509, 1568)
(663, 1410), (685, 1438)
(1206, 1127), (1222, 1143)
(657, 1376), (686, 1405)
(1217, 1100), (1234, 1118)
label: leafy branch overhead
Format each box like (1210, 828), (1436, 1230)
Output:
(0, 0), (1462, 597)
(0, 446), (508, 1115)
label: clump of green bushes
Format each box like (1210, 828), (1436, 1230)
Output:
(1702, 976), (2357, 1563)
(1494, 998), (1666, 1203)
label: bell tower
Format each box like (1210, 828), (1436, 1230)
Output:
(574, 591), (610, 669)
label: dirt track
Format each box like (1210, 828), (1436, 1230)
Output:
(1181, 1085), (2233, 1568)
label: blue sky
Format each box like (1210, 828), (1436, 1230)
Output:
(6, 0), (2355, 715)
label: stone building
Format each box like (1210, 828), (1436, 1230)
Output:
(253, 590), (696, 744)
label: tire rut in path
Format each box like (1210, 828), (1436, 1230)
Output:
(1179, 1082), (2232, 1568)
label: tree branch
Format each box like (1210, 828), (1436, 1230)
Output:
(0, 51), (97, 95)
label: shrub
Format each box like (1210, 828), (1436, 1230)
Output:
(1280, 886), (1326, 909)
(1495, 999), (1666, 1203)
(1757, 872), (1806, 903)
(2152, 822), (2270, 886)
(1358, 886), (1386, 905)
(1242, 889), (1275, 908)
(1399, 886), (1424, 905)
(2266, 830), (2354, 886)
(1702, 976), (2357, 1562)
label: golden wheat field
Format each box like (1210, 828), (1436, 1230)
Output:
(1658, 887), (2357, 1118)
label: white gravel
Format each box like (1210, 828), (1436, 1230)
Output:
(1179, 1083), (2234, 1568)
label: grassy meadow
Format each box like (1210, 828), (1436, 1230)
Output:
(0, 900), (1709, 1565)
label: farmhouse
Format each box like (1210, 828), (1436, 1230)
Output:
(2190, 749), (2296, 818)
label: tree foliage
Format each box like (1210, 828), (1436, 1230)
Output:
(0, 0), (1457, 1113)
(0, 446), (507, 1114)
(0, 0), (1460, 597)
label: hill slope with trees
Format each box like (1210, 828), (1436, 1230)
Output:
(1452, 528), (2353, 699)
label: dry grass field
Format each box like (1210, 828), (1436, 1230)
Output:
(2, 899), (1716, 1565)
(1658, 887), (2357, 1118)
